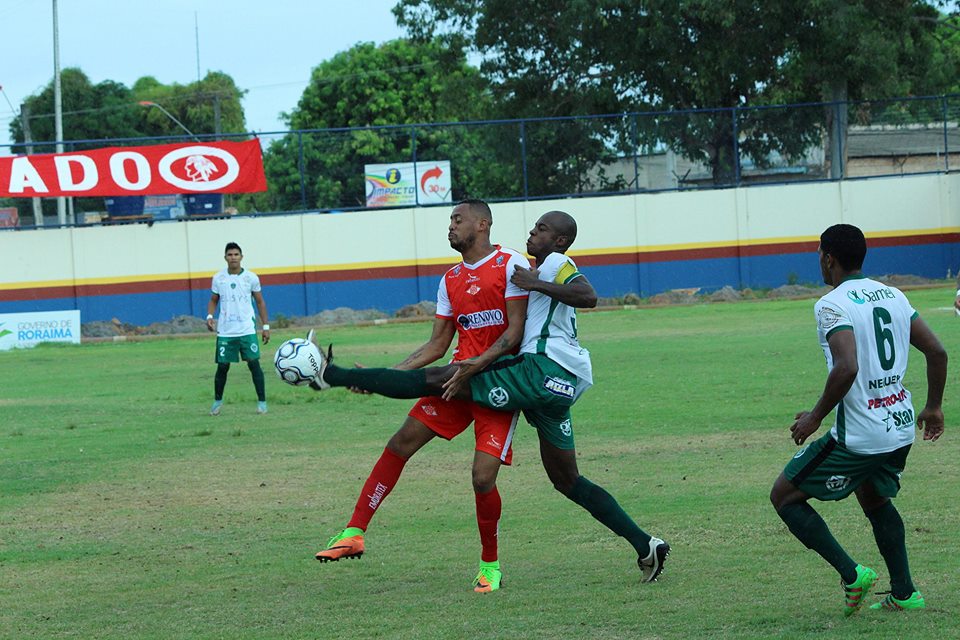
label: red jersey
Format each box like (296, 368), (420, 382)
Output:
(436, 245), (529, 361)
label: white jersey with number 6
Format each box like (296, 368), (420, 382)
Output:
(814, 275), (918, 454)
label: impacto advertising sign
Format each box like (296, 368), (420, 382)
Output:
(0, 310), (81, 351)
(365, 161), (452, 208)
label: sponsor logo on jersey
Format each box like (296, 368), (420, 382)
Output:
(825, 475), (850, 492)
(559, 419), (572, 437)
(488, 387), (509, 407)
(867, 389), (907, 410)
(543, 376), (575, 399)
(817, 305), (843, 330)
(457, 309), (505, 330)
(868, 374), (901, 390)
(467, 274), (480, 282)
(846, 290), (865, 304)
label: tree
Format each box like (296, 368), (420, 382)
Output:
(394, 0), (958, 184)
(8, 69), (247, 150)
(257, 38), (503, 211)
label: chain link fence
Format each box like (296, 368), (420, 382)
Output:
(3, 94), (958, 227)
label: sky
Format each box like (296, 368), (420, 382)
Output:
(0, 0), (405, 149)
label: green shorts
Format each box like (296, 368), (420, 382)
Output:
(215, 334), (261, 363)
(470, 353), (578, 450)
(783, 432), (911, 501)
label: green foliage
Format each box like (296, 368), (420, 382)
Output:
(395, 0), (960, 185)
(1, 289), (958, 638)
(254, 39), (503, 211)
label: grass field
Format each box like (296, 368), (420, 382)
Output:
(2, 287), (958, 639)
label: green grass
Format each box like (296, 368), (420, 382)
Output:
(2, 288), (958, 639)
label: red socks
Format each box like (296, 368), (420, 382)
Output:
(347, 447), (408, 531)
(475, 487), (501, 563)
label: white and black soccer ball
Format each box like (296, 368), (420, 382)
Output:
(274, 338), (323, 386)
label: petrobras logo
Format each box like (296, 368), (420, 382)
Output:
(543, 376), (575, 399)
(488, 387), (509, 407)
(825, 475), (850, 492)
(457, 308), (504, 330)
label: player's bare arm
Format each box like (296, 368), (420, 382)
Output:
(394, 317), (456, 370)
(442, 297), (528, 401)
(511, 266), (597, 308)
(206, 293), (219, 332)
(791, 329), (858, 445)
(909, 315), (947, 441)
(253, 290), (270, 344)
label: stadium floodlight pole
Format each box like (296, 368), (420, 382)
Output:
(53, 0), (67, 226)
(138, 101), (200, 141)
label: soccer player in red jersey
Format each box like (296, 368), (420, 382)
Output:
(315, 199), (529, 593)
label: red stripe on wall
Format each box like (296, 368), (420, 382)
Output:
(0, 232), (952, 302)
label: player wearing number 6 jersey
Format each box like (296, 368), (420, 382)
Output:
(770, 224), (946, 616)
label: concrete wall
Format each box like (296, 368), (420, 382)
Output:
(1, 173), (957, 324)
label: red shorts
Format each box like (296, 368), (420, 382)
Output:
(408, 396), (519, 464)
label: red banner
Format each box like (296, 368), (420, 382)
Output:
(0, 140), (267, 197)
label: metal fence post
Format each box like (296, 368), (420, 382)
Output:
(943, 95), (950, 173)
(520, 120), (529, 200)
(732, 107), (741, 186)
(297, 132), (306, 210)
(412, 126), (419, 206)
(632, 114), (640, 192)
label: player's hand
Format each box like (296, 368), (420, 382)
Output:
(916, 406), (944, 441)
(441, 359), (481, 401)
(348, 362), (372, 395)
(790, 410), (822, 446)
(261, 329), (271, 345)
(511, 265), (541, 291)
(206, 318), (216, 332)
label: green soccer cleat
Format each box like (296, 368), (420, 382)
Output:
(210, 400), (223, 416)
(842, 564), (878, 617)
(870, 591), (925, 611)
(473, 560), (502, 593)
(256, 401), (268, 414)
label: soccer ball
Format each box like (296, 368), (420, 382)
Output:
(274, 338), (323, 386)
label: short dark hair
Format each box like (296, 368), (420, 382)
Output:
(224, 242), (242, 254)
(820, 224), (866, 270)
(457, 198), (492, 223)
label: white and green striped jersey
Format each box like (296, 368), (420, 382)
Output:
(519, 252), (593, 401)
(814, 275), (918, 454)
(212, 268), (261, 337)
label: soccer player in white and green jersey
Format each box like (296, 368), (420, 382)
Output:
(206, 242), (271, 416)
(310, 211), (670, 584)
(770, 224), (946, 616)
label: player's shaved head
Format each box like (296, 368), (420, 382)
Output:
(542, 210), (577, 248)
(458, 198), (492, 224)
